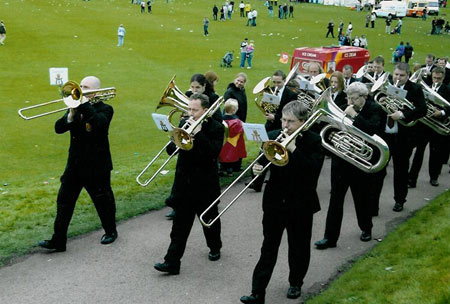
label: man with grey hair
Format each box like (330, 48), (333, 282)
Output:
(241, 101), (324, 303)
(306, 62), (329, 89)
(379, 62), (427, 212)
(155, 93), (224, 275)
(315, 81), (385, 249)
(39, 76), (118, 252)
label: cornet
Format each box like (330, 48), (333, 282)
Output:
(18, 81), (116, 120)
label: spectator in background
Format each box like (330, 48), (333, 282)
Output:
(346, 22), (353, 39)
(0, 20), (6, 46)
(140, 0), (145, 13)
(394, 41), (405, 62)
(228, 2), (233, 19)
(251, 9), (257, 26)
(246, 10), (253, 26)
(219, 99), (247, 177)
(385, 15), (392, 33)
(245, 1), (251, 16)
(239, 1), (245, 17)
(365, 13), (370, 28)
(360, 35), (368, 48)
(213, 5), (219, 20)
(396, 18), (402, 34)
(220, 6), (226, 21)
(370, 12), (376, 28)
(147, 0), (152, 13)
(240, 38), (248, 68)
(352, 35), (360, 47)
(289, 4), (294, 17)
(326, 20), (335, 38)
(283, 3), (288, 19)
(203, 17), (209, 36)
(246, 42), (254, 69)
(205, 71), (219, 93)
(338, 20), (344, 36)
(404, 42), (414, 63)
(422, 7), (427, 21)
(117, 24), (126, 46)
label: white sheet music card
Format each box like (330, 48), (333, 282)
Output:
(298, 80), (314, 91)
(152, 113), (173, 132)
(262, 92), (281, 105)
(49, 67), (68, 86)
(387, 84), (407, 99)
(243, 123), (269, 142)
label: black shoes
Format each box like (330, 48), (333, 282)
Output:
(101, 232), (118, 244)
(165, 209), (175, 220)
(154, 262), (180, 275)
(407, 179), (416, 188)
(38, 240), (66, 252)
(208, 250), (221, 261)
(240, 293), (265, 304)
(393, 202), (404, 212)
(360, 231), (372, 242)
(430, 179), (439, 187)
(314, 238), (337, 250)
(287, 285), (301, 299)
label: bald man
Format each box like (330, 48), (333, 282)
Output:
(39, 76), (118, 252)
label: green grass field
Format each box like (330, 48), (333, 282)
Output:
(0, 0), (449, 300)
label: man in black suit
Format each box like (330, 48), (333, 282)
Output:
(342, 64), (357, 88)
(306, 61), (330, 90)
(154, 93), (224, 275)
(315, 82), (385, 249)
(381, 63), (427, 212)
(39, 76), (117, 252)
(248, 69), (298, 192)
(436, 57), (450, 86)
(421, 53), (437, 84)
(241, 101), (324, 304)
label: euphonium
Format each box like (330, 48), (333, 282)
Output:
(253, 63), (300, 115)
(316, 88), (390, 173)
(413, 74), (450, 136)
(371, 72), (416, 127)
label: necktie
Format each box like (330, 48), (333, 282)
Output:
(388, 116), (395, 128)
(375, 74), (379, 81)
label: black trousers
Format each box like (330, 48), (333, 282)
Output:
(164, 199), (222, 266)
(383, 133), (415, 204)
(429, 132), (450, 180)
(326, 29), (334, 38)
(324, 158), (373, 242)
(252, 206), (313, 294)
(52, 171), (116, 244)
(408, 131), (430, 184)
(368, 166), (387, 216)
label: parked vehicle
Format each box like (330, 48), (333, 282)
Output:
(372, 1), (407, 18)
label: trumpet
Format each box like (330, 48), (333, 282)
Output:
(371, 73), (416, 127)
(136, 96), (224, 187)
(18, 81), (116, 120)
(253, 63), (299, 114)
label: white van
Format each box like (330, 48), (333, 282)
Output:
(372, 1), (407, 18)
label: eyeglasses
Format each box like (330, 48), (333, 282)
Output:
(347, 95), (366, 102)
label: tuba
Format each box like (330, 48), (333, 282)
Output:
(355, 65), (376, 87)
(316, 88), (390, 173)
(410, 71), (450, 135)
(371, 72), (416, 127)
(253, 63), (299, 115)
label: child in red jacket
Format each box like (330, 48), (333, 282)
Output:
(219, 99), (247, 176)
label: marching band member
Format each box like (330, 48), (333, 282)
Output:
(186, 73), (223, 123)
(315, 82), (385, 249)
(38, 76), (117, 252)
(248, 69), (297, 193)
(342, 64), (356, 88)
(381, 63), (427, 212)
(241, 101), (324, 304)
(154, 93), (224, 275)
(306, 61), (330, 89)
(408, 67), (450, 187)
(329, 71), (347, 108)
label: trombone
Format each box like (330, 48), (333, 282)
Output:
(136, 96), (224, 187)
(18, 81), (116, 120)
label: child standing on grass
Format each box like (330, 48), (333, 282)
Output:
(219, 99), (247, 177)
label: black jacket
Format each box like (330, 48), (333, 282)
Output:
(55, 102), (113, 183)
(167, 117), (224, 205)
(224, 82), (248, 122)
(260, 130), (324, 214)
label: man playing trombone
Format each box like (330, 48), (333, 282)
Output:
(38, 76), (118, 252)
(154, 93), (224, 275)
(241, 101), (324, 303)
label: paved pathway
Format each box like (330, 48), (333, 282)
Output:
(0, 150), (448, 304)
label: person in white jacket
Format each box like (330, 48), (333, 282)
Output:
(117, 24), (126, 46)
